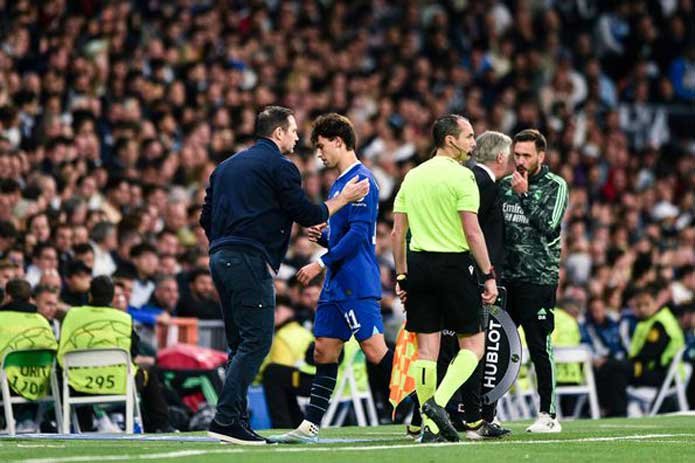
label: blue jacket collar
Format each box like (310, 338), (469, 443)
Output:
(256, 137), (282, 154)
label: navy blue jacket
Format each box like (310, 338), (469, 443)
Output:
(200, 138), (329, 271)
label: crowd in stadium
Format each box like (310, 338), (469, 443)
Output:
(0, 0), (694, 431)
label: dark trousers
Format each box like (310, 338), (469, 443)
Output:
(135, 367), (172, 432)
(262, 364), (313, 428)
(209, 247), (275, 426)
(505, 281), (557, 415)
(596, 358), (665, 417)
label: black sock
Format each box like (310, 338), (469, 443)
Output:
(305, 362), (338, 426)
(375, 349), (394, 387)
(410, 392), (422, 427)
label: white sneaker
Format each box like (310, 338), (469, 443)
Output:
(525, 413), (561, 433)
(267, 420), (319, 444)
(96, 415), (122, 433)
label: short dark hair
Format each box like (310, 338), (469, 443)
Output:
(73, 243), (94, 256)
(33, 242), (56, 259)
(65, 259), (92, 277)
(33, 284), (59, 298)
(130, 242), (158, 258)
(513, 129), (547, 153)
(432, 114), (468, 149)
(255, 106), (294, 139)
(6, 278), (31, 302)
(189, 267), (210, 283)
(310, 113), (357, 150)
(89, 275), (115, 306)
(0, 220), (17, 239)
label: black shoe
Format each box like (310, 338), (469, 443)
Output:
(208, 420), (266, 445)
(419, 425), (448, 444)
(476, 421), (511, 438)
(459, 420), (511, 439)
(241, 421), (268, 441)
(422, 398), (460, 442)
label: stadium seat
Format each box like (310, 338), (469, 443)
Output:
(553, 346), (601, 419)
(627, 347), (691, 416)
(0, 349), (63, 436)
(61, 348), (142, 433)
(322, 342), (379, 427)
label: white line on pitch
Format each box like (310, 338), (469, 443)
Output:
(12, 433), (695, 463)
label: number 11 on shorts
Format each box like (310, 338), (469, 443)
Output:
(344, 309), (361, 332)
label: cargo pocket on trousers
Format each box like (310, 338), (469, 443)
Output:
(238, 279), (275, 310)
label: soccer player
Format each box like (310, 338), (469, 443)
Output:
(500, 129), (569, 432)
(269, 113), (393, 444)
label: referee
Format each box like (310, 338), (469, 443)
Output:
(200, 106), (369, 445)
(392, 114), (498, 443)
(439, 131), (513, 439)
(500, 129), (569, 433)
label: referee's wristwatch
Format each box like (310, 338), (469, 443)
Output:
(396, 273), (408, 291)
(482, 266), (496, 282)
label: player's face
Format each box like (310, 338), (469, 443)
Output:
(513, 140), (544, 175)
(315, 135), (341, 168)
(278, 115), (299, 154)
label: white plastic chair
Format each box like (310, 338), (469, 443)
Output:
(322, 348), (379, 427)
(0, 349), (63, 436)
(553, 346), (601, 419)
(627, 347), (691, 416)
(61, 348), (142, 433)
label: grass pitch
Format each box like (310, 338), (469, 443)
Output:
(2, 415), (694, 463)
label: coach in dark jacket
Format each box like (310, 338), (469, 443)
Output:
(200, 106), (369, 445)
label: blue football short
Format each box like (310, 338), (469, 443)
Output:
(313, 298), (383, 342)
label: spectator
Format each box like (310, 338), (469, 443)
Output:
(89, 221), (118, 276)
(0, 279), (36, 313)
(129, 243), (159, 309)
(25, 243), (58, 287)
(131, 275), (178, 327)
(60, 260), (92, 307)
(175, 268), (220, 320)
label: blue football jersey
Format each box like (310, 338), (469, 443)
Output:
(319, 162), (381, 302)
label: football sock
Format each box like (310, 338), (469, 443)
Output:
(413, 359), (438, 433)
(373, 348), (394, 388)
(434, 349), (479, 407)
(305, 362), (338, 426)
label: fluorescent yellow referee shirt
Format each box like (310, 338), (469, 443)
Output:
(393, 156), (479, 252)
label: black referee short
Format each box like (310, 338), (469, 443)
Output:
(405, 251), (482, 335)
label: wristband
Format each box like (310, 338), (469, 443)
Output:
(482, 267), (496, 282)
(396, 273), (408, 291)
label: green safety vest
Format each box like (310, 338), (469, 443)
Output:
(0, 311), (58, 400)
(256, 321), (316, 384)
(629, 306), (684, 370)
(58, 306), (133, 395)
(552, 308), (584, 384)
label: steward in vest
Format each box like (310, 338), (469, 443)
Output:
(0, 279), (58, 401)
(58, 276), (175, 432)
(594, 286), (685, 417)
